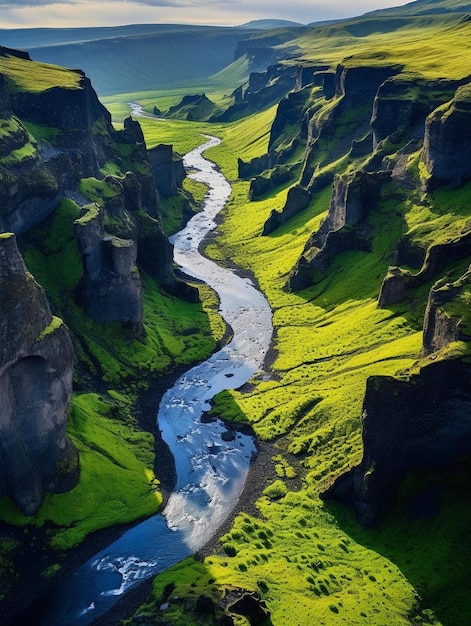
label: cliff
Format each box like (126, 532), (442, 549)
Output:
(0, 48), (191, 517)
(422, 83), (471, 189)
(321, 357), (471, 527)
(0, 233), (78, 515)
(323, 266), (471, 526)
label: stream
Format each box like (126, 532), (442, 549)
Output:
(38, 136), (273, 625)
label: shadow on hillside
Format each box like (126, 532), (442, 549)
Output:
(324, 457), (471, 626)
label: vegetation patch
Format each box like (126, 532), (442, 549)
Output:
(0, 392), (161, 550)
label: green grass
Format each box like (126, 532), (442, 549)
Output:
(284, 13), (471, 80)
(128, 47), (471, 620)
(0, 392), (161, 550)
(0, 53), (81, 93)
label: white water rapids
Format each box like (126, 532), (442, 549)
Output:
(38, 136), (273, 625)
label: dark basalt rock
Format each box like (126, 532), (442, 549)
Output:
(12, 73), (113, 178)
(249, 163), (298, 201)
(288, 170), (389, 290)
(321, 358), (471, 527)
(378, 227), (471, 307)
(211, 64), (297, 123)
(0, 73), (11, 119)
(148, 143), (184, 198)
(238, 153), (273, 179)
(371, 74), (462, 149)
(228, 592), (272, 625)
(262, 184), (311, 235)
(74, 203), (144, 334)
(300, 64), (400, 190)
(295, 64), (329, 90)
(268, 84), (315, 154)
(0, 233), (78, 515)
(423, 267), (471, 355)
(422, 83), (471, 189)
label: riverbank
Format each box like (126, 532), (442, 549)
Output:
(89, 439), (279, 626)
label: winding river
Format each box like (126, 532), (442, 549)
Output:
(39, 137), (273, 625)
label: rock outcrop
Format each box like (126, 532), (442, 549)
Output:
(148, 143), (185, 197)
(422, 267), (471, 354)
(74, 202), (144, 336)
(263, 185), (311, 235)
(370, 74), (462, 149)
(378, 227), (471, 307)
(322, 358), (471, 527)
(210, 64), (298, 122)
(288, 171), (390, 290)
(323, 265), (471, 527)
(422, 83), (471, 189)
(0, 233), (78, 515)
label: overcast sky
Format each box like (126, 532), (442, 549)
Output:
(0, 0), (414, 30)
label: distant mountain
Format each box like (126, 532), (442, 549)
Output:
(238, 19), (304, 29)
(0, 25), (260, 96)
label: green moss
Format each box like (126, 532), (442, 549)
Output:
(263, 480), (288, 501)
(0, 53), (82, 93)
(78, 177), (120, 205)
(0, 393), (162, 550)
(37, 316), (63, 341)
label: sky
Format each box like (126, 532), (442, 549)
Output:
(0, 0), (415, 30)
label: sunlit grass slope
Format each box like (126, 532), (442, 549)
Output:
(0, 51), (81, 92)
(283, 12), (471, 80)
(131, 67), (471, 626)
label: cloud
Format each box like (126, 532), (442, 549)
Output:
(0, 0), (225, 6)
(0, 0), (413, 29)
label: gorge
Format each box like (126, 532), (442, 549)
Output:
(2, 2), (471, 625)
(33, 136), (272, 626)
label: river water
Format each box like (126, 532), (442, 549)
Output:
(39, 136), (273, 625)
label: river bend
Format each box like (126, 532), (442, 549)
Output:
(39, 136), (273, 625)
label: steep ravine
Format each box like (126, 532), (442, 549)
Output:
(33, 137), (273, 626)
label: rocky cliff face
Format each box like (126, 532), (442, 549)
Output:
(211, 63), (298, 122)
(0, 48), (189, 512)
(288, 170), (390, 289)
(148, 143), (185, 197)
(246, 49), (471, 529)
(322, 356), (471, 527)
(74, 200), (144, 335)
(322, 270), (471, 527)
(0, 233), (78, 515)
(422, 84), (471, 189)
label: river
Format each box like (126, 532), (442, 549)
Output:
(38, 136), (273, 625)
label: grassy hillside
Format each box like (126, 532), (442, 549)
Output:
(281, 12), (471, 79)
